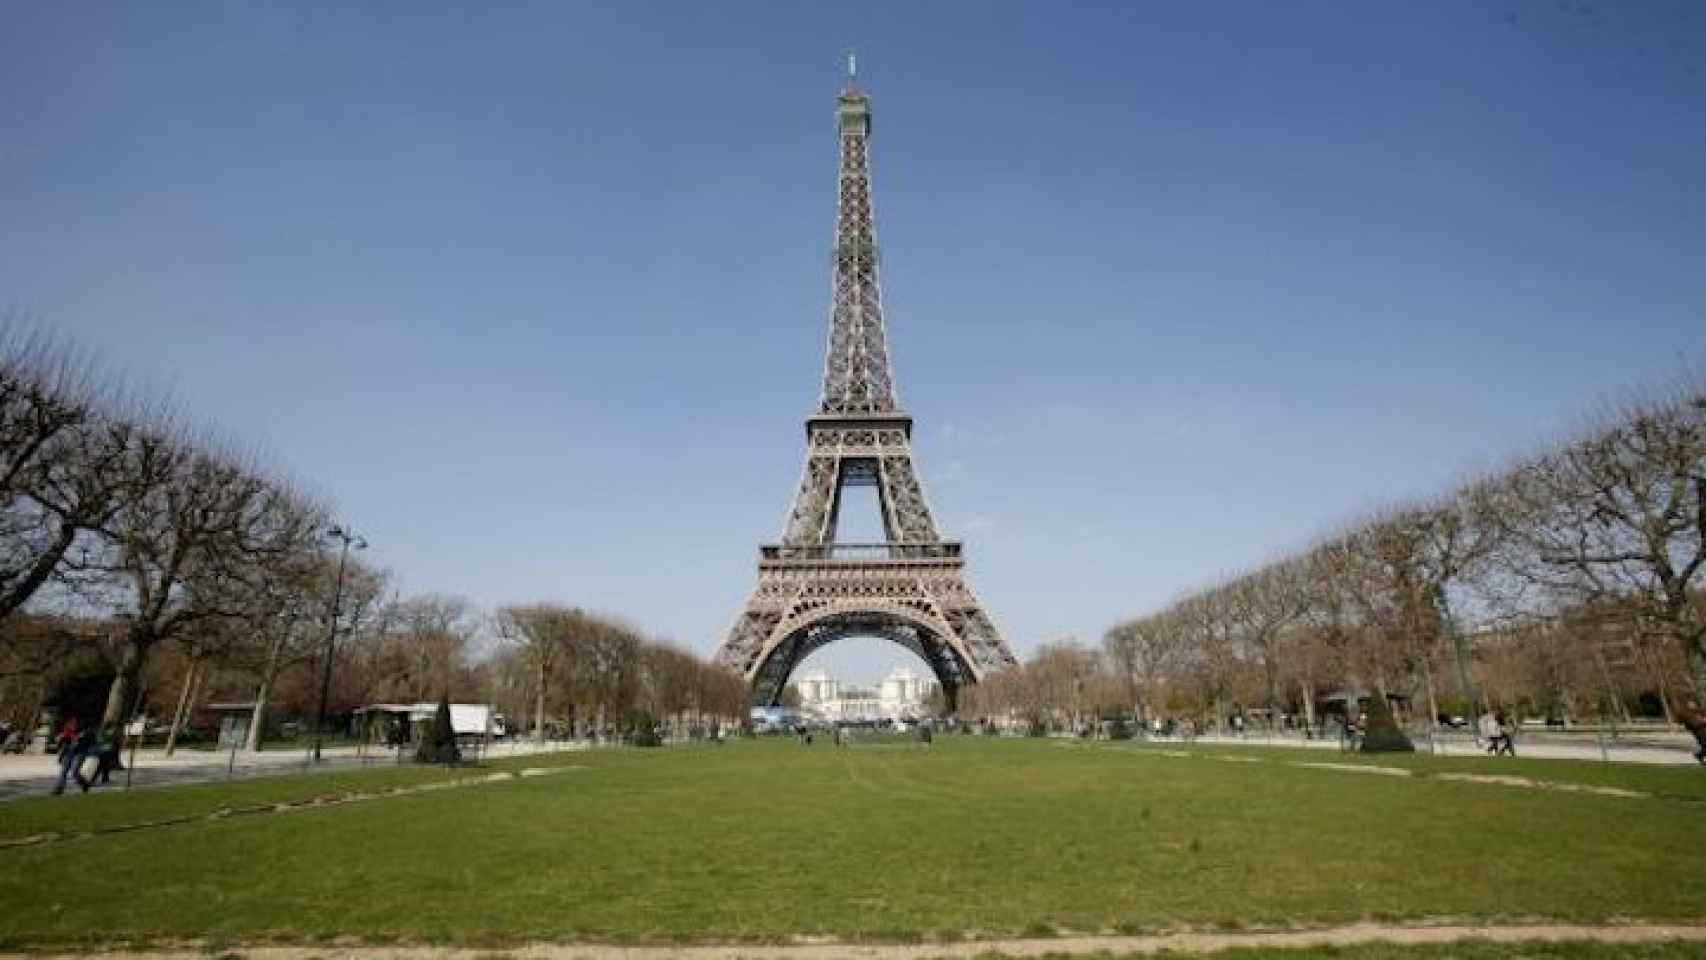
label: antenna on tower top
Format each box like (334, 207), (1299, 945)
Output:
(847, 50), (857, 80)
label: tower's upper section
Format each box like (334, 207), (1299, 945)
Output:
(817, 75), (899, 418)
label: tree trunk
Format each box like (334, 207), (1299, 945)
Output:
(1419, 655), (1440, 733)
(26, 683), (47, 752)
(246, 634), (287, 752)
(1686, 636), (1706, 705)
(100, 628), (153, 733)
(1592, 643), (1630, 724)
(1300, 673), (1316, 730)
(1263, 655), (1282, 731)
(163, 658), (200, 756)
(534, 653), (547, 743)
(245, 675), (271, 752)
(1436, 586), (1481, 723)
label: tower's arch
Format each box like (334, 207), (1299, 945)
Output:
(746, 608), (974, 710)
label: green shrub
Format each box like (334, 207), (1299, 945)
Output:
(625, 710), (662, 747)
(415, 694), (461, 765)
(1108, 719), (1133, 741)
(1359, 693), (1414, 753)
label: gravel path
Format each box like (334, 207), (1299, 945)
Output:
(5, 922), (1705, 959)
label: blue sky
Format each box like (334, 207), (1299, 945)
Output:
(4, 2), (1703, 682)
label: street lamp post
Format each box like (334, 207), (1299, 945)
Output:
(313, 524), (366, 763)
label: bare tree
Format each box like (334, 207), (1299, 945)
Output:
(1179, 589), (1246, 723)
(0, 333), (150, 626)
(1411, 487), (1506, 719)
(494, 603), (584, 742)
(87, 438), (321, 732)
(574, 617), (642, 733)
(358, 594), (477, 705)
(1026, 639), (1100, 732)
(1498, 390), (1706, 699)
(397, 594), (476, 701)
(1102, 613), (1184, 724)
(233, 550), (382, 750)
(639, 642), (700, 735)
(1227, 560), (1314, 724)
(160, 617), (227, 755)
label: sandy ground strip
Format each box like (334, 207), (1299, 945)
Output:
(1124, 746), (1664, 796)
(1432, 771), (1647, 798)
(1290, 761), (1411, 776)
(4, 922), (1706, 959)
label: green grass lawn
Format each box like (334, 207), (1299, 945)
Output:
(0, 737), (1701, 948)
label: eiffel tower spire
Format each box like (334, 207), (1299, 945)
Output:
(819, 69), (897, 416)
(715, 72), (1016, 708)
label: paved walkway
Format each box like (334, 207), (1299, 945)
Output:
(3, 922), (1705, 960)
(0, 738), (591, 801)
(1151, 729), (1704, 765)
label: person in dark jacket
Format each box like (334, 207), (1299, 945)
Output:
(89, 728), (124, 786)
(1495, 711), (1517, 757)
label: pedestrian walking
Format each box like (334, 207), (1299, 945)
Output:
(1496, 711), (1517, 757)
(1478, 710), (1502, 754)
(89, 727), (124, 786)
(1678, 700), (1706, 765)
(52, 716), (76, 756)
(52, 721), (93, 795)
(1339, 714), (1361, 752)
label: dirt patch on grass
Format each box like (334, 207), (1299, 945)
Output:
(7, 922), (1706, 959)
(1433, 772), (1646, 798)
(0, 766), (587, 851)
(1292, 761), (1412, 777)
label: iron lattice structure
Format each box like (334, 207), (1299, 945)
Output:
(715, 78), (1016, 708)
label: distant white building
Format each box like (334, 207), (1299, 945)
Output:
(796, 668), (839, 704)
(797, 665), (938, 723)
(879, 666), (934, 705)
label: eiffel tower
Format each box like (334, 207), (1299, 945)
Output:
(715, 67), (1016, 709)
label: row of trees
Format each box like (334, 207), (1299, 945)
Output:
(1085, 383), (1706, 729)
(2, 329), (746, 748)
(958, 640), (1116, 733)
(492, 605), (747, 740)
